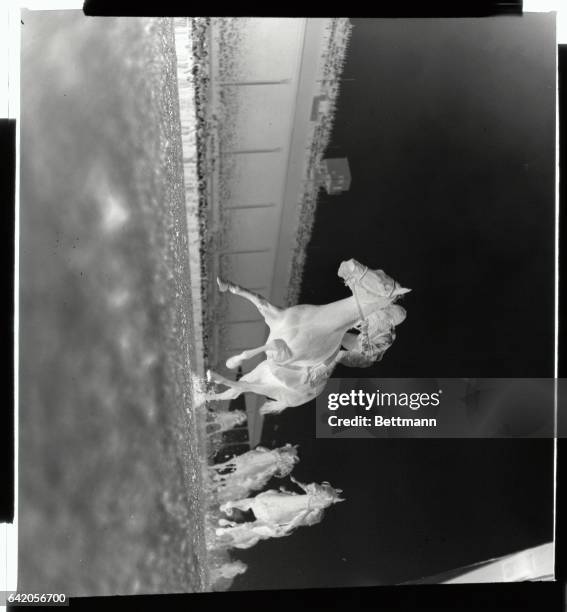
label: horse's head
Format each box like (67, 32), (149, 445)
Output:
(338, 259), (411, 300)
(309, 481), (346, 508)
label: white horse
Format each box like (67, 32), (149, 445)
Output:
(215, 478), (344, 549)
(216, 477), (344, 548)
(210, 444), (299, 503)
(206, 259), (410, 414)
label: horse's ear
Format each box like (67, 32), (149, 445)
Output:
(396, 286), (411, 295)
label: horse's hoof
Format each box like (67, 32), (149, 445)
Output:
(217, 277), (230, 293)
(226, 356), (241, 370)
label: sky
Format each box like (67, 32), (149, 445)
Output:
(233, 14), (556, 591)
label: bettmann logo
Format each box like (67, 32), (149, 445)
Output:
(327, 414), (438, 428)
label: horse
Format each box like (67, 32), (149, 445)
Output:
(215, 478), (344, 549)
(206, 259), (410, 414)
(210, 444), (299, 503)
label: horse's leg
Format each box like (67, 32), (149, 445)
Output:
(205, 370), (245, 401)
(206, 368), (270, 402)
(226, 342), (271, 370)
(206, 423), (221, 436)
(205, 387), (242, 402)
(217, 277), (282, 325)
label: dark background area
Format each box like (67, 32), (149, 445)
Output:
(232, 16), (556, 590)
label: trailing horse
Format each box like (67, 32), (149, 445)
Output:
(215, 478), (344, 549)
(210, 444), (299, 502)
